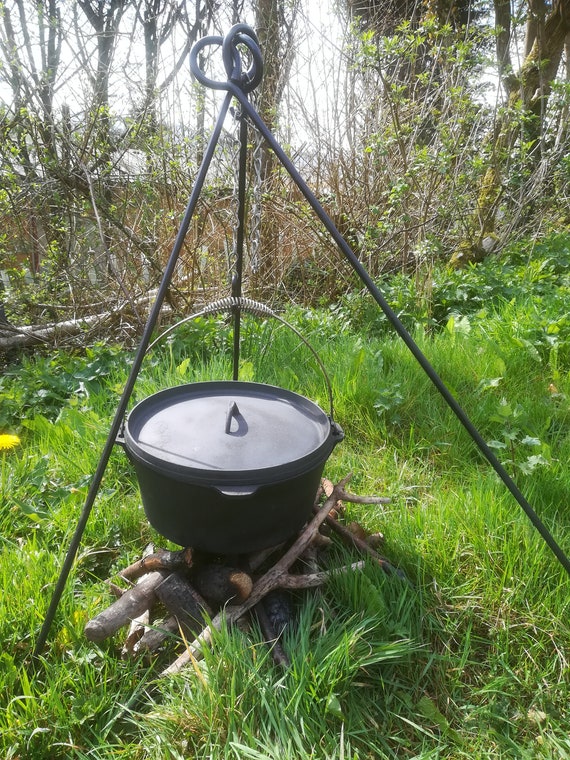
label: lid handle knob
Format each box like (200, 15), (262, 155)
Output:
(225, 401), (241, 434)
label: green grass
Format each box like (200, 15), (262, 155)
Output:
(1, 244), (570, 758)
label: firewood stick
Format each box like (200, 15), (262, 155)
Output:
(106, 581), (126, 599)
(161, 476), (352, 677)
(122, 607), (150, 656)
(135, 616), (180, 653)
(321, 513), (399, 574)
(336, 491), (390, 505)
(254, 601), (290, 668)
(121, 543), (155, 655)
(85, 570), (168, 642)
(278, 561), (366, 588)
(121, 570), (154, 656)
(321, 477), (391, 505)
(192, 565), (253, 605)
(118, 547), (193, 582)
(154, 571), (210, 635)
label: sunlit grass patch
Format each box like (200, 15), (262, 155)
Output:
(1, 244), (570, 757)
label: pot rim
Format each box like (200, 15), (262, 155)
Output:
(122, 381), (344, 486)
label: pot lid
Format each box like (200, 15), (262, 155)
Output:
(124, 381), (341, 482)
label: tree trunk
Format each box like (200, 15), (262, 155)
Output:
(251, 0), (298, 296)
(451, 0), (570, 265)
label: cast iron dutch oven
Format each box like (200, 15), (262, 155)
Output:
(120, 380), (343, 553)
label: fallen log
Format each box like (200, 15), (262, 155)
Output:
(0, 311), (121, 351)
(84, 570), (168, 643)
(0, 284), (173, 352)
(119, 547), (193, 582)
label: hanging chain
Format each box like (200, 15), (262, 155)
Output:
(249, 110), (263, 274)
(229, 95), (263, 278)
(229, 111), (242, 284)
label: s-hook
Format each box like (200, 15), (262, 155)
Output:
(34, 21), (569, 662)
(192, 24), (264, 379)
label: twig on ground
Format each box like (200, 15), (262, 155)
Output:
(118, 547), (193, 582)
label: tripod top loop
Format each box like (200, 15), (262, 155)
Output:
(190, 24), (263, 93)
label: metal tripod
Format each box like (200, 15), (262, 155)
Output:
(34, 22), (570, 659)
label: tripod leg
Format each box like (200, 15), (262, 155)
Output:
(235, 90), (570, 579)
(33, 92), (235, 658)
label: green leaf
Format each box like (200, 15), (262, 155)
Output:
(416, 696), (449, 730)
(416, 696), (462, 742)
(487, 439), (507, 449)
(326, 694), (345, 720)
(478, 377), (503, 391)
(239, 360), (255, 382)
(518, 454), (549, 474)
(176, 358), (191, 376)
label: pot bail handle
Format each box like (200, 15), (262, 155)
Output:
(145, 296), (337, 421)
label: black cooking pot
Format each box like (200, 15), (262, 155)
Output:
(119, 380), (343, 553)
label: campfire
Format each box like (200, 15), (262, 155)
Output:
(85, 477), (394, 676)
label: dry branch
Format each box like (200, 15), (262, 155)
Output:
(85, 570), (168, 642)
(277, 561), (366, 588)
(321, 512), (397, 575)
(320, 478), (395, 571)
(321, 477), (391, 506)
(119, 547), (193, 582)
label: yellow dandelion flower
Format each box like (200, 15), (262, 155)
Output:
(0, 434), (21, 451)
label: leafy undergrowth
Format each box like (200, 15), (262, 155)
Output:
(1, 235), (570, 758)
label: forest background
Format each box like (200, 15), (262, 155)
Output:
(1, 0), (569, 342)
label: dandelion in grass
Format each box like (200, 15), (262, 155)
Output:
(0, 434), (21, 452)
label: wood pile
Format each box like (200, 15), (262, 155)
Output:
(84, 477), (395, 676)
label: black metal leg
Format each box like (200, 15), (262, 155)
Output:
(231, 111), (249, 380)
(33, 92), (235, 657)
(233, 89), (570, 578)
